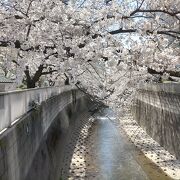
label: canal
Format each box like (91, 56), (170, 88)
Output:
(61, 108), (171, 180)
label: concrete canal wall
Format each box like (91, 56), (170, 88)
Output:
(132, 83), (180, 159)
(0, 87), (94, 180)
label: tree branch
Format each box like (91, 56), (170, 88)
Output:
(12, 60), (20, 66)
(24, 66), (32, 82)
(130, 9), (180, 20)
(44, 52), (58, 59)
(26, 24), (32, 41)
(12, 4), (27, 17)
(0, 40), (10, 47)
(109, 29), (136, 34)
(148, 67), (180, 78)
(26, 0), (34, 16)
(123, 15), (154, 19)
(109, 28), (180, 39)
(41, 70), (57, 75)
(32, 64), (44, 82)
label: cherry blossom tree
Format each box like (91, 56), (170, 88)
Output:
(0, 0), (179, 106)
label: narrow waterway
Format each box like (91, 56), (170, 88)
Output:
(62, 107), (171, 180)
(92, 108), (148, 180)
(83, 108), (148, 180)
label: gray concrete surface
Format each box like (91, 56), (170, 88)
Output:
(132, 83), (180, 159)
(0, 89), (94, 180)
(0, 85), (74, 132)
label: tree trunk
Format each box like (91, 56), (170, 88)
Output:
(24, 64), (57, 89)
(24, 66), (36, 88)
(26, 80), (36, 88)
(64, 73), (70, 85)
(24, 65), (44, 89)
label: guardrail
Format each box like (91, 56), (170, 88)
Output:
(0, 86), (74, 133)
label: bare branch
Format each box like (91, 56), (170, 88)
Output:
(124, 15), (154, 19)
(26, 0), (34, 16)
(109, 29), (136, 34)
(148, 67), (180, 78)
(44, 52), (58, 59)
(41, 70), (57, 75)
(26, 24), (32, 41)
(109, 28), (180, 39)
(12, 60), (20, 66)
(12, 4), (27, 17)
(138, 0), (145, 9)
(130, 9), (180, 20)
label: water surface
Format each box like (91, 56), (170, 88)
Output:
(93, 108), (149, 180)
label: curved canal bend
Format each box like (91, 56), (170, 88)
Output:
(61, 108), (171, 180)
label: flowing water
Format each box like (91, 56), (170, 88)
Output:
(87, 108), (149, 180)
(63, 107), (172, 180)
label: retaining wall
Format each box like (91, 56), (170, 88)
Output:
(0, 88), (94, 180)
(132, 83), (180, 159)
(0, 86), (74, 133)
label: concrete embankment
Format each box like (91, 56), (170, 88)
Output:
(0, 89), (95, 180)
(132, 83), (180, 159)
(124, 83), (180, 179)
